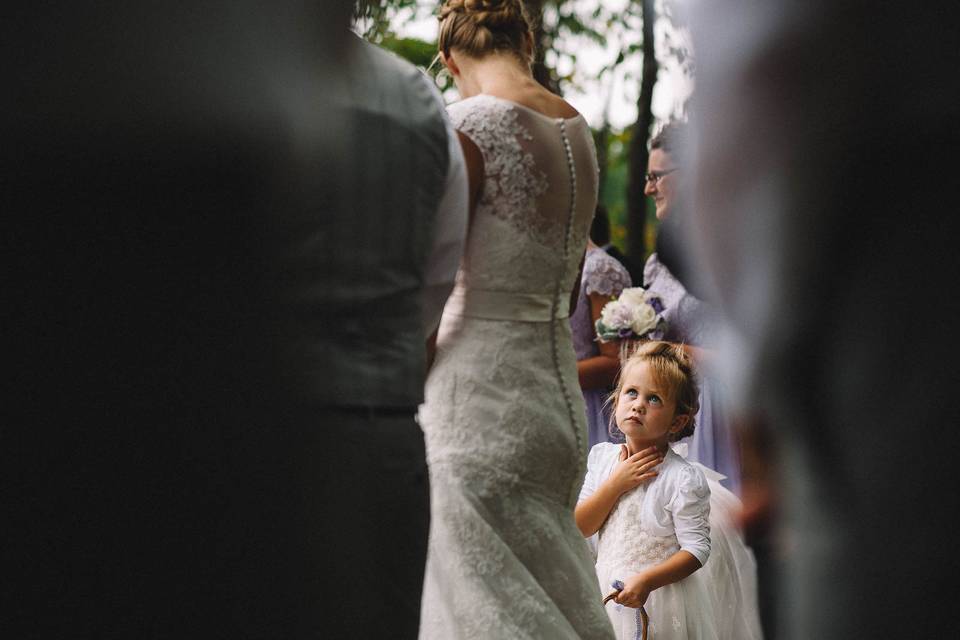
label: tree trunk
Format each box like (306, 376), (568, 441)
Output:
(626, 0), (658, 265)
(594, 68), (616, 204)
(594, 122), (610, 204)
(525, 0), (562, 94)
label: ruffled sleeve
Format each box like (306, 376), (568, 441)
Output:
(578, 442), (619, 503)
(666, 462), (712, 566)
(583, 248), (632, 297)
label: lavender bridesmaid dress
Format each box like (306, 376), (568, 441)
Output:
(643, 252), (741, 494)
(570, 246), (631, 448)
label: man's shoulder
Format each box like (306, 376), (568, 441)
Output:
(351, 36), (425, 83)
(346, 37), (447, 139)
(348, 36), (441, 112)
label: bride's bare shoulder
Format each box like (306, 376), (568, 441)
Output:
(539, 93), (581, 119)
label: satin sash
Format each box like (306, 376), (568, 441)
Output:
(444, 288), (569, 322)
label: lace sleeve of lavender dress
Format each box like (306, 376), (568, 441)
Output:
(583, 248), (632, 297)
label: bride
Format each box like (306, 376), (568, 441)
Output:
(417, 1), (614, 638)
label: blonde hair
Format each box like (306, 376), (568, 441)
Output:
(608, 341), (701, 442)
(437, 0), (534, 64)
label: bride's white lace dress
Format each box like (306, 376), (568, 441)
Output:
(417, 95), (614, 639)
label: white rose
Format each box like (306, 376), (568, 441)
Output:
(599, 300), (619, 326)
(600, 300), (633, 329)
(629, 302), (658, 336)
(617, 287), (648, 308)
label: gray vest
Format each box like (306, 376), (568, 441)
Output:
(277, 38), (449, 407)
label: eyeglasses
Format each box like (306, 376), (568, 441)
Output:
(644, 167), (679, 185)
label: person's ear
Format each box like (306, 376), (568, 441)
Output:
(440, 50), (460, 77)
(523, 31), (534, 61)
(670, 413), (690, 434)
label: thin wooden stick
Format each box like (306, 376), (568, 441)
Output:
(602, 590), (649, 640)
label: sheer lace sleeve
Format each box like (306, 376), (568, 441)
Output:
(583, 248), (632, 297)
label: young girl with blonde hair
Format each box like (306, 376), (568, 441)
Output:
(576, 342), (717, 639)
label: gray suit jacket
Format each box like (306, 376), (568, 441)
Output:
(6, 6), (444, 636)
(278, 38), (451, 408)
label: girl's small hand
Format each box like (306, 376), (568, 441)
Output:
(608, 445), (662, 495)
(615, 572), (653, 609)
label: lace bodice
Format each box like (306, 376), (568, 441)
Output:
(598, 493), (681, 572)
(447, 95), (599, 297)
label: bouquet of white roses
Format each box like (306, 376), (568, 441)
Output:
(594, 286), (667, 343)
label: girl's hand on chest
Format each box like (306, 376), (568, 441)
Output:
(608, 444), (663, 496)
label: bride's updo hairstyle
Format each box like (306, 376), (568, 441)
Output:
(608, 341), (700, 442)
(438, 0), (534, 64)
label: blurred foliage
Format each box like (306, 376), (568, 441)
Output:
(353, 1), (454, 93)
(600, 127), (658, 256)
(602, 130), (630, 253)
(353, 0), (419, 41)
(380, 35), (437, 69)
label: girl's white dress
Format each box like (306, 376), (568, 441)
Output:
(580, 443), (718, 640)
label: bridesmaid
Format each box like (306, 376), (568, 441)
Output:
(642, 120), (742, 494)
(570, 224), (632, 447)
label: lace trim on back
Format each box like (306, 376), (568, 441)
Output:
(449, 96), (553, 243)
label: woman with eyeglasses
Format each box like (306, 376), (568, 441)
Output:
(639, 121), (741, 495)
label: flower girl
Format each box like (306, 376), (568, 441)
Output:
(576, 341), (717, 640)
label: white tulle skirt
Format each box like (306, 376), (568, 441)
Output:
(692, 462), (764, 640)
(597, 564), (716, 640)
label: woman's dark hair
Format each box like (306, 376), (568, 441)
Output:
(590, 204), (611, 246)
